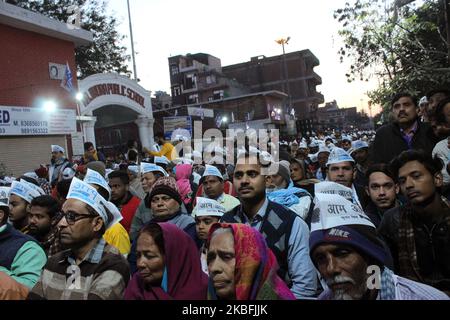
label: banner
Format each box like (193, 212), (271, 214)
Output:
(0, 106), (76, 136)
(163, 116), (192, 140)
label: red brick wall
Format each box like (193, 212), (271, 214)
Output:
(0, 24), (78, 110)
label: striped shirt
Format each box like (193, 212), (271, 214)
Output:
(28, 239), (130, 300)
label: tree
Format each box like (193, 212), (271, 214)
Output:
(334, 0), (450, 109)
(11, 0), (131, 78)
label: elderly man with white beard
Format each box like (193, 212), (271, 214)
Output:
(309, 193), (448, 300)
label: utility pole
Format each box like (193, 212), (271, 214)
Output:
(127, 0), (138, 81)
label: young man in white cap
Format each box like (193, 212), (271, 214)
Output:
(309, 193), (448, 300)
(316, 144), (330, 181)
(198, 165), (240, 212)
(326, 147), (368, 208)
(129, 163), (169, 241)
(49, 145), (73, 187)
(192, 197), (225, 274)
(0, 186), (47, 292)
(83, 169), (131, 256)
(28, 178), (130, 300)
(9, 180), (46, 233)
(350, 140), (370, 187)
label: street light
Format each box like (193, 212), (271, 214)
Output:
(275, 37), (292, 116)
(75, 92), (83, 101)
(222, 116), (228, 123)
(43, 100), (57, 113)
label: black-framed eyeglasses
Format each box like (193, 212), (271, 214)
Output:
(61, 211), (97, 225)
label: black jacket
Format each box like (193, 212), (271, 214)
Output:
(378, 204), (450, 292)
(369, 121), (438, 164)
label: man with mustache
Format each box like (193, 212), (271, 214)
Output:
(28, 178), (130, 300)
(379, 150), (450, 295)
(364, 164), (401, 228)
(370, 92), (438, 164)
(309, 205), (448, 300)
(221, 151), (318, 299)
(326, 147), (368, 208)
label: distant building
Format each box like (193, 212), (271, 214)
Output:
(222, 50), (324, 120)
(168, 53), (248, 106)
(316, 100), (357, 131)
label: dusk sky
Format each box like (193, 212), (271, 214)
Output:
(107, 0), (383, 115)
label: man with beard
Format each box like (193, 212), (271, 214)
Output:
(29, 195), (61, 255)
(48, 145), (73, 187)
(379, 150), (450, 295)
(309, 193), (448, 300)
(370, 93), (438, 164)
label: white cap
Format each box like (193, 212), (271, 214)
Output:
(317, 145), (330, 155)
(351, 140), (369, 153)
(10, 180), (44, 203)
(83, 168), (111, 199)
(24, 172), (39, 181)
(0, 187), (10, 207)
(62, 167), (76, 180)
(299, 142), (308, 149)
(309, 140), (319, 148)
(202, 165), (223, 180)
(326, 147), (354, 166)
(140, 163), (169, 177)
(311, 193), (374, 232)
(341, 135), (352, 142)
(127, 165), (140, 175)
(192, 197), (226, 217)
(154, 156), (169, 165)
(51, 145), (65, 153)
(315, 181), (354, 202)
(419, 96), (428, 106)
(67, 178), (122, 230)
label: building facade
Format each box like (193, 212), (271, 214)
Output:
(0, 2), (92, 176)
(168, 53), (248, 107)
(222, 50), (324, 120)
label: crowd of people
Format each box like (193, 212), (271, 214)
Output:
(0, 90), (450, 300)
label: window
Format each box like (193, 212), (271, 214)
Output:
(170, 64), (179, 75)
(187, 94), (199, 104)
(173, 86), (181, 96)
(185, 74), (197, 90)
(208, 96), (213, 102)
(206, 75), (216, 84)
(213, 90), (224, 100)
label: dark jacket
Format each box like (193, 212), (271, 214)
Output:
(369, 121), (438, 164)
(378, 203), (450, 292)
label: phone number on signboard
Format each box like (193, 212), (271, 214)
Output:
(20, 121), (48, 127)
(21, 128), (48, 134)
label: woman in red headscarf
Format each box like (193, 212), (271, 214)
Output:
(124, 222), (207, 300)
(206, 223), (296, 300)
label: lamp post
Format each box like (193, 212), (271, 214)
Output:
(127, 0), (138, 81)
(275, 37), (292, 113)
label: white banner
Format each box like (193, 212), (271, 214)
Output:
(315, 181), (354, 202)
(187, 107), (214, 118)
(0, 106), (76, 136)
(311, 193), (375, 232)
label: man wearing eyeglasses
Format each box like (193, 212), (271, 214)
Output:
(28, 178), (130, 300)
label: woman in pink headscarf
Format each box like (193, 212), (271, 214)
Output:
(175, 164), (193, 211)
(124, 222), (207, 300)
